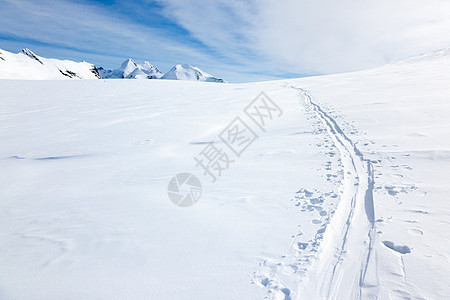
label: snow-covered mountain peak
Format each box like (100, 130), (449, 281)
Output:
(100, 58), (163, 79)
(21, 48), (43, 64)
(118, 59), (139, 77)
(126, 68), (149, 79)
(120, 58), (137, 68)
(161, 63), (226, 82)
(136, 61), (163, 79)
(21, 48), (37, 57)
(180, 63), (192, 69)
(139, 61), (156, 69)
(0, 48), (100, 79)
(1, 49), (224, 82)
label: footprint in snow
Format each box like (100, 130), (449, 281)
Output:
(382, 241), (411, 254)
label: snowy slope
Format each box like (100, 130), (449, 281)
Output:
(118, 58), (138, 78)
(161, 63), (226, 82)
(97, 67), (113, 79)
(283, 48), (450, 299)
(101, 58), (138, 79)
(137, 61), (163, 79)
(0, 48), (100, 80)
(126, 68), (149, 79)
(0, 49), (450, 300)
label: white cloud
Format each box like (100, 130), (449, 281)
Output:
(159, 0), (450, 74)
(2, 0), (450, 81)
(0, 0), (192, 58)
(0, 0), (248, 78)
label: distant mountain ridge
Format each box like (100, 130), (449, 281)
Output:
(161, 64), (226, 82)
(100, 60), (225, 82)
(0, 48), (226, 82)
(99, 58), (163, 79)
(0, 48), (100, 79)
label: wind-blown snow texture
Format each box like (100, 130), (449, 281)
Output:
(0, 49), (449, 299)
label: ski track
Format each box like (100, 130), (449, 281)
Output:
(294, 85), (379, 299)
(253, 84), (379, 299)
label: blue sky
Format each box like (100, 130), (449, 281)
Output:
(1, 0), (450, 82)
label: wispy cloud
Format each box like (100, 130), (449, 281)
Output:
(159, 0), (450, 75)
(0, 0), (201, 61)
(1, 0), (450, 82)
(0, 0), (254, 79)
(253, 0), (450, 73)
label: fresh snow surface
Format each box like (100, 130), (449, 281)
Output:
(1, 49), (450, 299)
(161, 63), (226, 82)
(0, 48), (100, 80)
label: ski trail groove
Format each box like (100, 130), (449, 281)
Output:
(289, 85), (378, 299)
